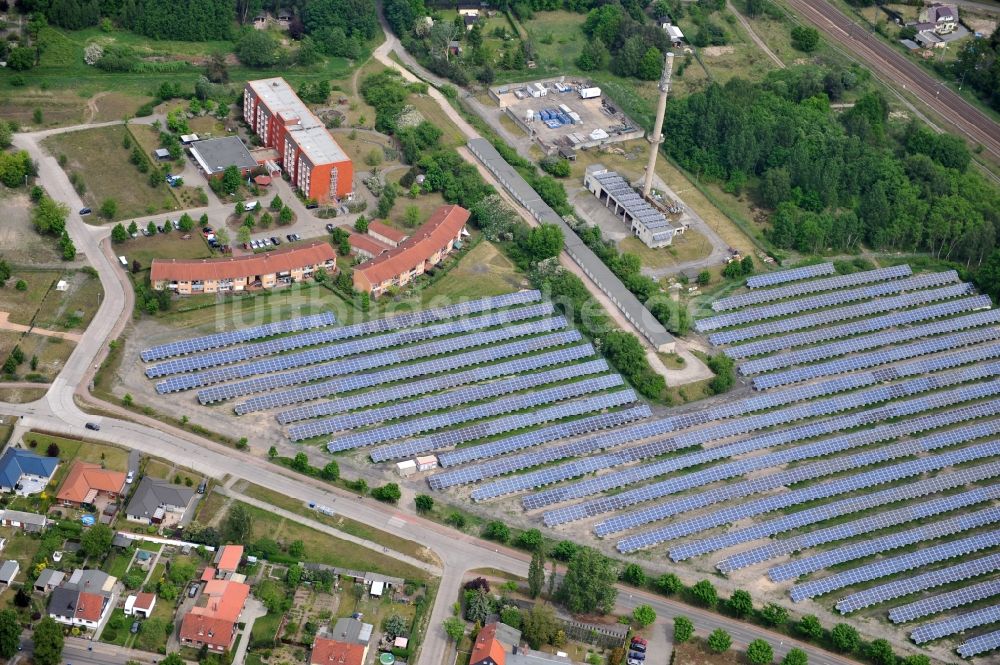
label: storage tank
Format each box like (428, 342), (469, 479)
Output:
(579, 87), (601, 99)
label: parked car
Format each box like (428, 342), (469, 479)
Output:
(325, 223), (335, 233)
(286, 234), (295, 242)
(197, 480), (207, 494)
(202, 226), (213, 236)
(291, 233), (301, 241)
(126, 471), (135, 484)
(141, 228), (153, 237)
(306, 202), (319, 209)
(630, 637), (647, 652)
(85, 422), (100, 431)
(130, 621), (140, 634)
(188, 584), (199, 598)
(79, 207), (92, 216)
(270, 237), (281, 245)
(627, 651), (645, 661)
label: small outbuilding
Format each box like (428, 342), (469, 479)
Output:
(0, 560), (18, 585)
(154, 148), (171, 160)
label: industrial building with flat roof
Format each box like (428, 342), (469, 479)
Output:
(189, 137), (259, 177)
(151, 242), (337, 294)
(244, 78), (353, 202)
(584, 165), (677, 248)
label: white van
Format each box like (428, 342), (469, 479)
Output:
(118, 256), (128, 268)
(244, 200), (260, 211)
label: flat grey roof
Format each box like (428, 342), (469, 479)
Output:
(190, 137), (258, 174)
(467, 138), (675, 350)
(247, 78), (349, 164)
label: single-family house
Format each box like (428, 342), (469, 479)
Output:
(918, 3), (958, 34)
(179, 579), (250, 652)
(68, 568), (116, 594)
(55, 462), (126, 507)
(124, 592), (157, 618)
(310, 636), (367, 665)
(125, 477), (196, 527)
(0, 509), (49, 532)
(0, 560), (18, 585)
(0, 448), (59, 496)
(213, 545), (243, 578)
(34, 569), (65, 593)
(328, 617), (372, 646)
(47, 587), (113, 629)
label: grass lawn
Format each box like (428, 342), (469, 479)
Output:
(100, 609), (132, 647)
(21, 432), (130, 487)
(193, 490), (229, 524)
(239, 501), (429, 581)
(44, 125), (178, 220)
(415, 239), (528, 303)
(143, 459), (175, 480)
(0, 270), (63, 326)
(0, 332), (76, 383)
(0, 529), (42, 584)
(33, 269), (104, 332)
(240, 483), (438, 566)
(408, 94), (467, 148)
(103, 550), (134, 579)
(523, 11), (588, 75)
(619, 232), (713, 270)
(120, 233), (215, 273)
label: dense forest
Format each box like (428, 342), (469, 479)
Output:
(664, 66), (1000, 269)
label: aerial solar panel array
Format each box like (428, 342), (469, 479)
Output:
(140, 262), (1000, 658)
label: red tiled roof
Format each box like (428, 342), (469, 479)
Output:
(470, 623), (505, 665)
(194, 579), (249, 623)
(215, 545), (243, 573)
(346, 232), (391, 257)
(75, 591), (106, 622)
(56, 462), (125, 504)
(310, 637), (365, 665)
(367, 221), (408, 243)
(202, 567), (216, 582)
(134, 592), (156, 611)
(354, 205), (468, 287)
(151, 242), (336, 283)
(180, 614), (236, 650)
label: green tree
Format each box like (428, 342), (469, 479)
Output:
(0, 609), (20, 658)
(223, 504), (253, 544)
(267, 446), (278, 458)
(761, 603), (788, 627)
(499, 606), (522, 629)
(354, 217), (369, 233)
(320, 461), (339, 480)
(576, 36), (609, 71)
(290, 452), (310, 472)
(236, 29), (279, 67)
(697, 270), (711, 285)
(371, 483), (401, 503)
(14, 280), (26, 292)
(237, 226), (251, 245)
(520, 224), (563, 263)
(0, 260), (9, 287)
(483, 520), (510, 543)
(707, 628), (731, 654)
(689, 579), (718, 608)
(220, 165), (242, 194)
(32, 617), (64, 665)
(404, 205), (421, 227)
(796, 614), (823, 641)
(178, 213), (194, 232)
(637, 47), (663, 80)
(527, 547), (544, 599)
(782, 648), (808, 665)
(656, 573), (682, 594)
(521, 603), (557, 649)
(442, 617), (464, 642)
(382, 614), (407, 639)
(830, 623), (859, 652)
(620, 563), (646, 587)
(632, 605), (656, 627)
(414, 494), (434, 513)
(556, 546), (618, 615)
(901, 656), (929, 665)
(280, 206), (293, 224)
(100, 198), (118, 219)
(111, 223), (129, 242)
(81, 523), (113, 559)
(147, 221), (158, 236)
(673, 616), (694, 643)
(727, 589), (753, 618)
(269, 194), (283, 211)
(867, 639), (895, 665)
(790, 25), (820, 52)
(514, 528), (543, 552)
(746, 639), (774, 665)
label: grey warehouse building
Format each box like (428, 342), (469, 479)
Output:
(467, 138), (675, 353)
(189, 136), (259, 177)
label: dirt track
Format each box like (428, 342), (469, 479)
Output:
(787, 0), (1000, 161)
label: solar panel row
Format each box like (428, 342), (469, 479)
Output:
(145, 291), (540, 373)
(718, 484), (1000, 573)
(714, 265), (909, 311)
(365, 389), (639, 462)
(745, 263), (835, 289)
(710, 282), (974, 345)
(316, 373), (623, 448)
(959, 629), (1000, 658)
(774, 506), (1000, 584)
(157, 303), (554, 391)
(196, 317), (567, 403)
(277, 345), (596, 424)
(753, 327), (1000, 390)
(697, 270), (953, 331)
(891, 579), (1000, 623)
(676, 460), (1000, 563)
(725, 296), (992, 359)
(538, 399), (1000, 525)
(140, 312), (336, 362)
(911, 604), (1000, 644)
(234, 330), (583, 413)
(837, 550), (1000, 613)
(738, 309), (1000, 375)
(618, 438), (1000, 553)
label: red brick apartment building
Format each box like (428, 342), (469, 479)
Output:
(243, 78), (354, 202)
(353, 205), (469, 296)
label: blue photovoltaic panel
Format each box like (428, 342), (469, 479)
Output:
(535, 399), (1000, 523)
(745, 263), (835, 289)
(697, 271), (954, 331)
(157, 304), (552, 392)
(752, 327), (1000, 389)
(891, 579), (1000, 623)
(481, 376), (1000, 503)
(146, 300), (550, 379)
(710, 282), (974, 345)
(739, 309), (1000, 375)
(676, 462), (1000, 563)
(615, 439), (1000, 553)
(725, 296), (992, 359)
(278, 345), (597, 424)
(959, 629), (1000, 658)
(714, 265), (909, 311)
(234, 330), (583, 413)
(427, 405), (653, 490)
(790, 529), (1000, 602)
(717, 483), (1000, 573)
(911, 604), (1000, 644)
(140, 312), (336, 362)
(776, 508), (1000, 585)
(289, 359), (608, 438)
(195, 317), (567, 403)
(365, 389), (639, 462)
(837, 550), (1000, 613)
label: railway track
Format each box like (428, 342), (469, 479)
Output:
(786, 0), (1000, 161)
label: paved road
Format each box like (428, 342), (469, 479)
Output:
(787, 0), (1000, 161)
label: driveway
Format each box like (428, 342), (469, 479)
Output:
(232, 599), (267, 665)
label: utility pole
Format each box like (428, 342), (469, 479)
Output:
(642, 51), (674, 199)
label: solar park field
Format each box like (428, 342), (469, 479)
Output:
(140, 265), (1000, 659)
